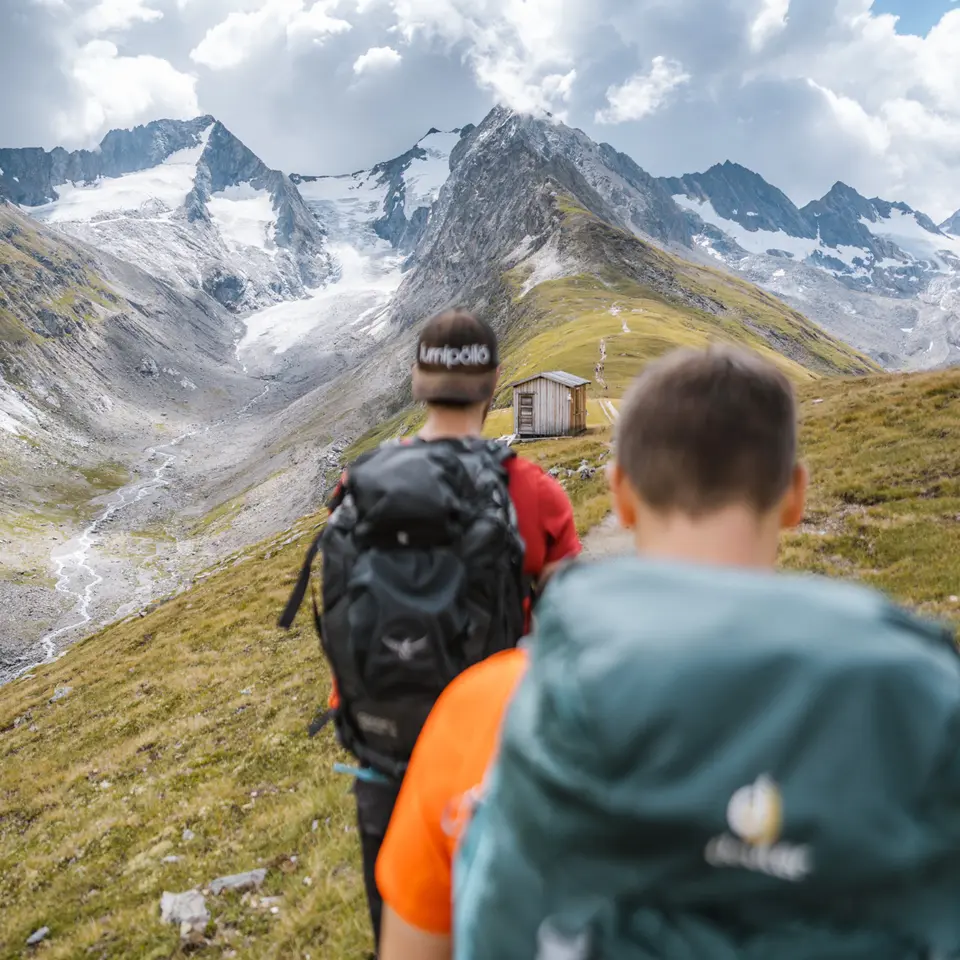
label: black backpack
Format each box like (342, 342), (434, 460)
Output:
(279, 437), (528, 780)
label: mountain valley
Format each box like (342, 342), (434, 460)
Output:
(1, 97), (960, 957)
(5, 104), (960, 681)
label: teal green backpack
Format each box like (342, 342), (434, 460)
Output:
(453, 557), (960, 960)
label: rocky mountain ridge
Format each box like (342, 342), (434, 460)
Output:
(291, 126), (472, 256)
(656, 161), (960, 367)
(1, 117), (333, 313)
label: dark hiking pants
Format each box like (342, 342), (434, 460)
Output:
(353, 775), (402, 954)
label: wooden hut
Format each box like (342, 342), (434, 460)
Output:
(510, 371), (590, 438)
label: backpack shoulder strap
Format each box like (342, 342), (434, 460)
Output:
(277, 528), (324, 629)
(464, 436), (516, 470)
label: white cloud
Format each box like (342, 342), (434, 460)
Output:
(9, 0), (960, 223)
(596, 56), (690, 125)
(749, 0), (790, 52)
(743, 4), (960, 215)
(81, 0), (163, 34)
(806, 79), (890, 155)
(353, 45), (402, 74)
(57, 39), (199, 144)
(191, 0), (352, 70)
(382, 0), (586, 117)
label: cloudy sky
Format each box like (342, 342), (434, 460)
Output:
(3, 0), (960, 219)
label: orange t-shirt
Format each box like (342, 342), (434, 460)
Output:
(375, 647), (529, 935)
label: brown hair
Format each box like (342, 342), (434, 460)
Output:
(615, 345), (797, 515)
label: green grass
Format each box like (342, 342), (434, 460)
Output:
(0, 183), (949, 957)
(494, 274), (815, 405)
(0, 206), (121, 352)
(495, 196), (875, 394)
(2, 368), (960, 957)
(342, 407), (427, 463)
(0, 516), (372, 960)
(781, 372), (960, 624)
(193, 495), (248, 536)
(79, 462), (131, 493)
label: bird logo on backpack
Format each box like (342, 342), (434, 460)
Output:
(705, 774), (813, 882)
(726, 774), (783, 846)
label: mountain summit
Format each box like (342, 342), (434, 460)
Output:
(291, 126), (473, 256)
(0, 117), (333, 312)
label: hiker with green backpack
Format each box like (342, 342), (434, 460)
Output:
(375, 344), (960, 960)
(278, 309), (581, 955)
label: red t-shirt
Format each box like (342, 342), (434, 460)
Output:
(501, 455), (582, 577)
(323, 445), (580, 707)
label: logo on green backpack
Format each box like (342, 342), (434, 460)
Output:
(705, 775), (812, 882)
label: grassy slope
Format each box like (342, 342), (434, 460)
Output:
(0, 200), (944, 957)
(782, 372), (960, 623)
(0, 205), (120, 355)
(3, 370), (959, 958)
(517, 196), (877, 383)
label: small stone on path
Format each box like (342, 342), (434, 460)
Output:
(210, 869), (267, 895)
(26, 927), (50, 946)
(160, 890), (209, 931)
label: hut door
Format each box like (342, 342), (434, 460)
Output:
(518, 393), (534, 434)
(570, 387), (584, 432)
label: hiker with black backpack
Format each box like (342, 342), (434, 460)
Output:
(279, 309), (581, 954)
(375, 345), (960, 960)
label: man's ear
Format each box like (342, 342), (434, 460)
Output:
(608, 461), (639, 530)
(780, 463), (808, 530)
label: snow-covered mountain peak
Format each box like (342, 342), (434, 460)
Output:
(662, 162), (813, 239)
(941, 209), (960, 237)
(656, 157), (960, 301)
(3, 117), (332, 312)
(293, 125), (469, 254)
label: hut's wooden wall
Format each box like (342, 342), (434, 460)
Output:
(513, 377), (574, 436)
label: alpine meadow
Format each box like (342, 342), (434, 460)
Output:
(4, 2), (960, 954)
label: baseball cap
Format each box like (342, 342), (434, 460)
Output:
(412, 309), (500, 404)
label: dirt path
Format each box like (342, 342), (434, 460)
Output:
(598, 399), (619, 425)
(595, 338), (607, 388)
(581, 512), (634, 558)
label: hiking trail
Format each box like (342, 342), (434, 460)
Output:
(598, 399), (619, 425)
(595, 338), (607, 388)
(582, 512), (633, 558)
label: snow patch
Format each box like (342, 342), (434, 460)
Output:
(28, 130), (211, 224)
(404, 131), (459, 212)
(519, 234), (573, 297)
(673, 192), (916, 280)
(208, 183), (277, 255)
(0, 377), (38, 436)
(861, 209), (960, 270)
(297, 173), (391, 256)
(504, 235), (535, 264)
(239, 241), (403, 356)
(296, 128), (457, 237)
(674, 194), (821, 261)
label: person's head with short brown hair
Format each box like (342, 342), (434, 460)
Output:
(413, 309), (501, 440)
(609, 345), (807, 569)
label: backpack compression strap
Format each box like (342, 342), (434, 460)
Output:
(277, 529), (324, 629)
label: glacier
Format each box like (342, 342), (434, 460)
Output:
(238, 128), (463, 368)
